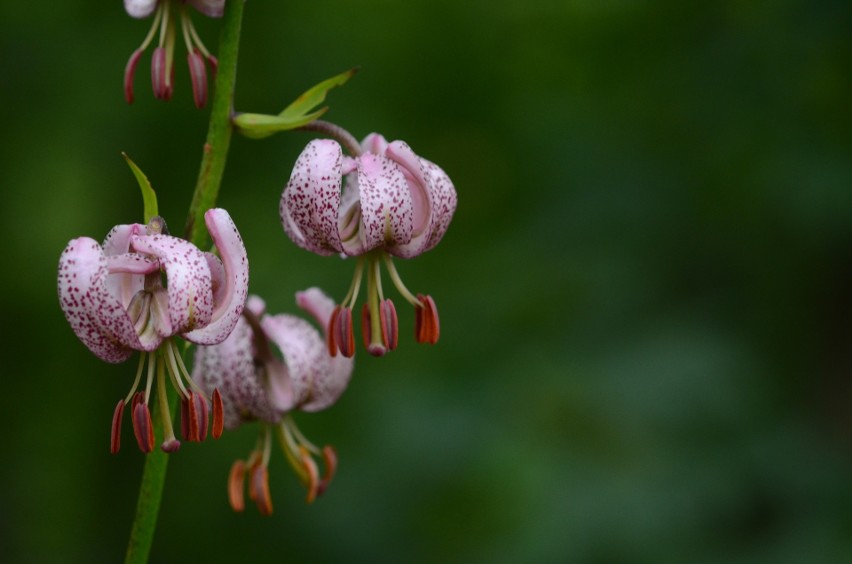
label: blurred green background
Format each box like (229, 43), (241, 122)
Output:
(2, 0), (852, 562)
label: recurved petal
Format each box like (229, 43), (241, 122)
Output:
(182, 208), (249, 345)
(280, 139), (343, 256)
(295, 287), (336, 334)
(188, 0), (225, 17)
(58, 238), (141, 363)
(261, 314), (329, 411)
(420, 159), (458, 253)
(130, 233), (214, 336)
(124, 0), (158, 18)
(300, 346), (353, 412)
(385, 141), (433, 257)
(102, 224), (147, 307)
(355, 153), (414, 252)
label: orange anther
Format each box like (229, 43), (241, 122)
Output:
(249, 463), (273, 516)
(228, 460), (246, 513)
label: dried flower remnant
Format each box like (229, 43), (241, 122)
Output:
(280, 133), (457, 357)
(124, 0), (223, 107)
(193, 289), (353, 513)
(58, 209), (249, 453)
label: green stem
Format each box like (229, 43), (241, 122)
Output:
(184, 0), (246, 248)
(124, 2), (246, 563)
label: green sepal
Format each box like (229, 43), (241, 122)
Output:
(122, 152), (159, 223)
(233, 67), (357, 139)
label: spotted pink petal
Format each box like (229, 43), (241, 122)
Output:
(384, 140), (433, 257)
(419, 158), (458, 254)
(124, 0), (158, 19)
(182, 208), (249, 345)
(355, 153), (414, 252)
(192, 316), (279, 429)
(261, 314), (328, 411)
(188, 0), (225, 17)
(58, 238), (146, 363)
(281, 139), (344, 256)
(130, 233), (214, 336)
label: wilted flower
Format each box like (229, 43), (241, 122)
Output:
(280, 133), (457, 357)
(193, 288), (354, 514)
(58, 208), (249, 453)
(123, 0), (224, 107)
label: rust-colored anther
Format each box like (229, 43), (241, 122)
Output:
(300, 447), (320, 504)
(327, 305), (341, 357)
(249, 463), (273, 516)
(228, 460), (246, 513)
(194, 392), (209, 442)
(415, 294), (440, 345)
(382, 299), (399, 351)
(151, 47), (172, 101)
(212, 388), (224, 439)
(335, 307), (355, 358)
(132, 402), (154, 454)
(187, 48), (208, 109)
(185, 392), (200, 442)
(110, 399), (125, 455)
(123, 49), (143, 104)
(316, 445), (338, 497)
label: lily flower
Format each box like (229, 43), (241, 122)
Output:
(123, 0), (224, 107)
(58, 208), (249, 454)
(280, 133), (457, 357)
(192, 288), (354, 514)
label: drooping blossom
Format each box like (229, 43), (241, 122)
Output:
(192, 288), (354, 515)
(58, 208), (249, 454)
(123, 0), (224, 107)
(280, 132), (457, 357)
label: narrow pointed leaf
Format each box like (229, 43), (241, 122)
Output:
(122, 153), (158, 222)
(279, 67), (357, 121)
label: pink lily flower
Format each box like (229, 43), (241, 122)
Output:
(123, 0), (224, 107)
(192, 288), (354, 515)
(280, 133), (457, 357)
(58, 209), (249, 454)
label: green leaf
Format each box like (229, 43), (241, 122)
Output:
(233, 108), (329, 139)
(233, 68), (357, 139)
(279, 67), (358, 120)
(122, 153), (158, 222)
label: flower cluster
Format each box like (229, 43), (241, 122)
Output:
(281, 133), (457, 357)
(192, 289), (353, 514)
(58, 209), (248, 453)
(60, 9), (458, 515)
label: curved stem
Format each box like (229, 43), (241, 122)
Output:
(298, 119), (362, 156)
(125, 2), (247, 563)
